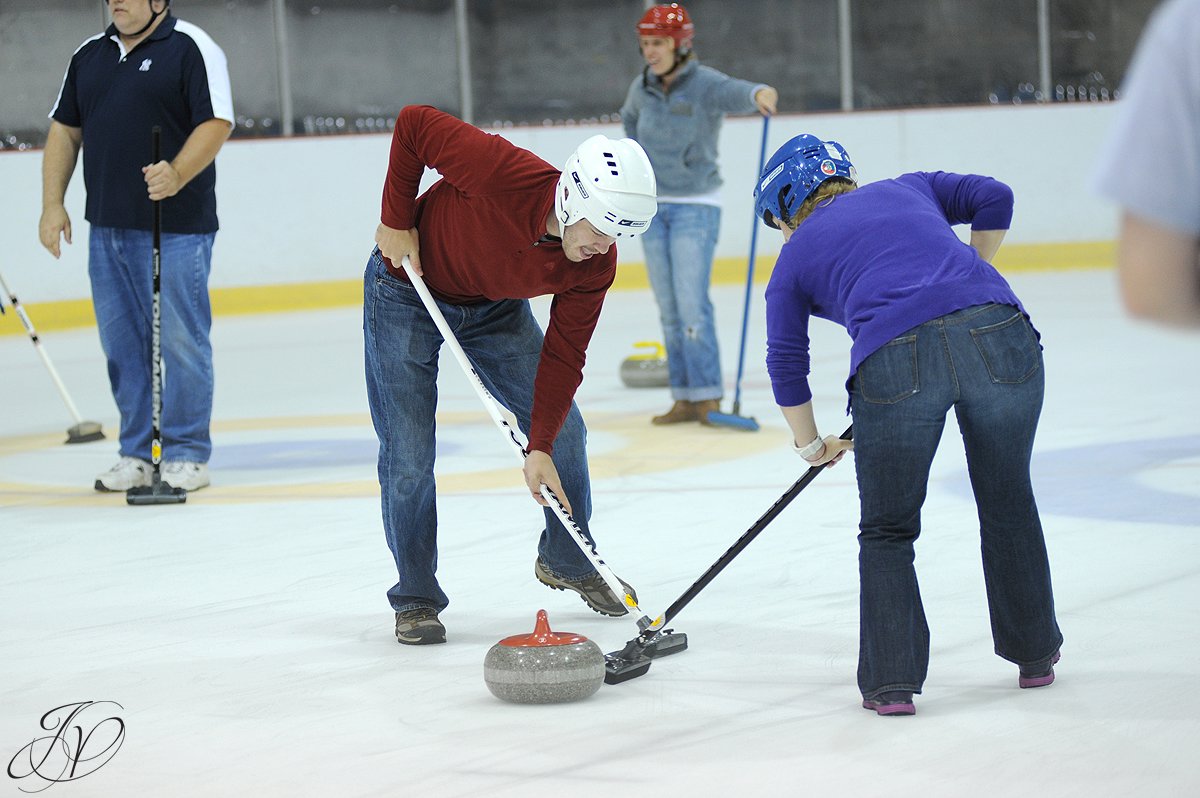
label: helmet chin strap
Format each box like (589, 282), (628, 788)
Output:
(670, 48), (691, 74)
(127, 0), (167, 37)
(646, 50), (689, 83)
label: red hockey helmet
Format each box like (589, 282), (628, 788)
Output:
(636, 4), (694, 55)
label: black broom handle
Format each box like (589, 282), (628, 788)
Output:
(149, 126), (164, 470)
(656, 425), (854, 630)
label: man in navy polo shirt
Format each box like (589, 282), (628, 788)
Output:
(39, 0), (233, 493)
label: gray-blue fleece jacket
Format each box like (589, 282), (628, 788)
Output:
(621, 58), (764, 196)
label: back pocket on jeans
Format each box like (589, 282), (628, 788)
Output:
(857, 334), (919, 404)
(969, 312), (1040, 384)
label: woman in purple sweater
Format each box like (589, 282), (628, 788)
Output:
(755, 134), (1062, 716)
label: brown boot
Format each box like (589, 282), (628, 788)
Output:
(694, 399), (722, 426)
(651, 400), (698, 425)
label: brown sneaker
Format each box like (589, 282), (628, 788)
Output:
(694, 399), (721, 426)
(534, 558), (638, 617)
(395, 607), (446, 645)
(651, 400), (697, 425)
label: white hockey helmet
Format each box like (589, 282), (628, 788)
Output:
(555, 135), (657, 239)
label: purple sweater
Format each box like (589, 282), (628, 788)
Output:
(765, 171), (1027, 407)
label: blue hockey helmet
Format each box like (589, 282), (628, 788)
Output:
(754, 134), (856, 229)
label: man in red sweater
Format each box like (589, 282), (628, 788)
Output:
(367, 105), (658, 645)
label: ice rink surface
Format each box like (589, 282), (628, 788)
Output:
(2, 269), (1197, 796)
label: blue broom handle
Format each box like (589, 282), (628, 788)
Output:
(732, 114), (770, 414)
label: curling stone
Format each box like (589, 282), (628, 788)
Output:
(619, 340), (669, 388)
(484, 609), (605, 704)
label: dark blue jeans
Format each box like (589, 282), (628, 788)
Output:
(363, 250), (597, 613)
(850, 304), (1062, 699)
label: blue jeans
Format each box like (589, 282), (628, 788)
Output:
(363, 250), (598, 613)
(849, 304), (1062, 699)
(641, 203), (723, 401)
(88, 226), (215, 463)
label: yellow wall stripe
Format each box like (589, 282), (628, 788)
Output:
(2, 241), (1115, 336)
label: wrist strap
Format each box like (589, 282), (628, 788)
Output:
(793, 434), (824, 460)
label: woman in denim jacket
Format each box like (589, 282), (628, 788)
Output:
(620, 3), (776, 425)
(755, 133), (1063, 716)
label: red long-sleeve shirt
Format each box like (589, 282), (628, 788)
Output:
(380, 105), (616, 455)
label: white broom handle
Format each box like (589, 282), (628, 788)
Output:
(398, 256), (649, 622)
(0, 271), (86, 424)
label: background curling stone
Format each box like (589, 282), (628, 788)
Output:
(619, 340), (669, 388)
(484, 609), (605, 704)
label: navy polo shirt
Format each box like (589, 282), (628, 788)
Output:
(50, 15), (233, 234)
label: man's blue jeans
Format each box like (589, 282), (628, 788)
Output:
(363, 250), (598, 613)
(88, 226), (215, 463)
(641, 203), (723, 401)
(849, 304), (1062, 699)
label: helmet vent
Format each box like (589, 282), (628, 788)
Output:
(556, 134), (658, 237)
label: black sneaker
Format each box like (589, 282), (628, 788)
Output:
(534, 558), (638, 617)
(394, 607), (446, 645)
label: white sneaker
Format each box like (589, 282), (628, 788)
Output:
(95, 456), (152, 492)
(162, 461), (210, 491)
